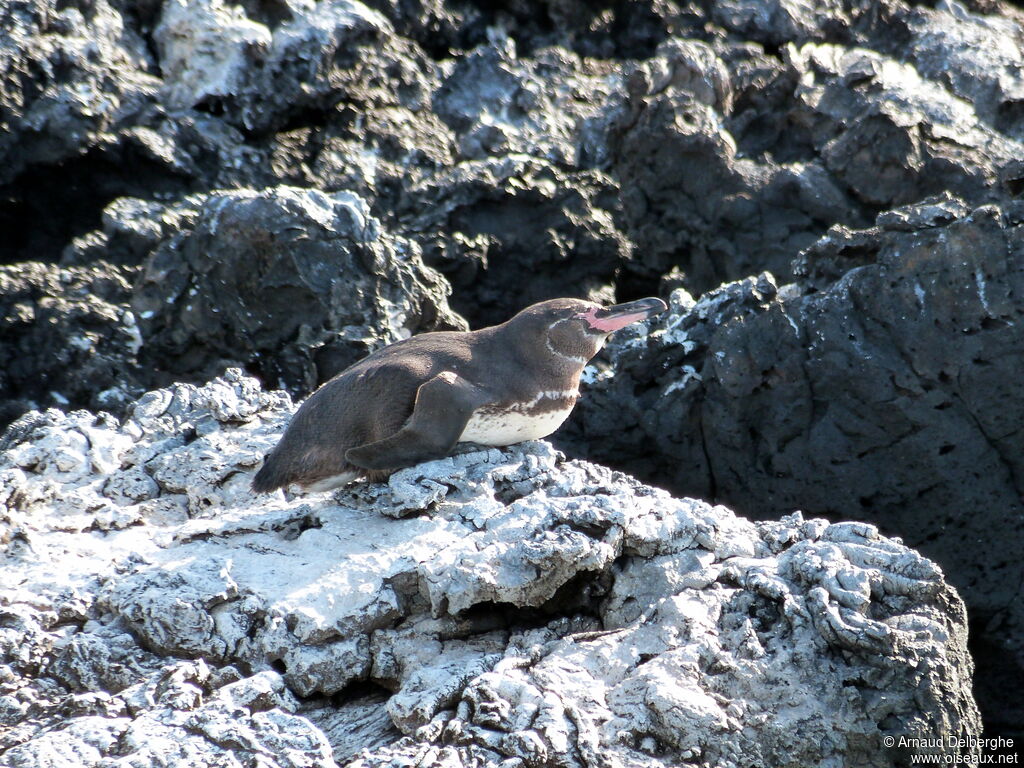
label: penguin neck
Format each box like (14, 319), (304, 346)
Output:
(532, 334), (600, 390)
(544, 317), (604, 371)
(478, 323), (591, 386)
(543, 332), (592, 369)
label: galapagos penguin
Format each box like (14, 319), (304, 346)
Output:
(251, 297), (667, 493)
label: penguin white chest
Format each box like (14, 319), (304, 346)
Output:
(459, 391), (578, 446)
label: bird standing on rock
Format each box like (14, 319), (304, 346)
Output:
(251, 297), (667, 493)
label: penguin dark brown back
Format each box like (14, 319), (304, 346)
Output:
(252, 297), (666, 493)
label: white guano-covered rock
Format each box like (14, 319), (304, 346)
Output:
(0, 370), (979, 767)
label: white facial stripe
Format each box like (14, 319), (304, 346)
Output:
(546, 333), (588, 364)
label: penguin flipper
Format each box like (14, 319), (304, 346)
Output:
(345, 372), (492, 471)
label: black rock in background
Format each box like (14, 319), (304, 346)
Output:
(0, 0), (157, 190)
(592, 39), (867, 295)
(0, 185), (464, 421)
(132, 186), (465, 393)
(0, 261), (144, 424)
(559, 198), (1024, 740)
(399, 155), (630, 326)
(3, 0), (1024, 744)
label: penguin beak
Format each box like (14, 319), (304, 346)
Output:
(583, 297), (668, 333)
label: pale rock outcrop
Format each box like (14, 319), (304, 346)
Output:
(0, 370), (979, 766)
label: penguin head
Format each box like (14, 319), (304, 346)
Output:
(509, 297), (667, 367)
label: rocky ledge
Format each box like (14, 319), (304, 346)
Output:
(0, 371), (979, 767)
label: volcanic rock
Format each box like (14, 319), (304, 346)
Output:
(0, 261), (144, 427)
(0, 187), (464, 430)
(131, 185), (465, 394)
(0, 370), (980, 766)
(0, 0), (159, 188)
(400, 154), (629, 326)
(562, 197), (1024, 739)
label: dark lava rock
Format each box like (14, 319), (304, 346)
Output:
(0, 261), (145, 424)
(709, 0), (856, 47)
(153, 0), (438, 138)
(786, 42), (1021, 209)
(591, 39), (865, 294)
(132, 186), (466, 395)
(577, 25), (1024, 298)
(383, 37), (638, 324)
(560, 198), (1024, 739)
(0, 0), (164, 265)
(0, 0), (287, 267)
(901, 2), (1024, 138)
(400, 155), (629, 326)
(0, 0), (158, 187)
(0, 187), (465, 430)
(430, 39), (615, 165)
(364, 0), (674, 60)
(7, 0), (1023, 325)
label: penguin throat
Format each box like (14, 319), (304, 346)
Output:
(545, 319), (600, 365)
(545, 335), (589, 364)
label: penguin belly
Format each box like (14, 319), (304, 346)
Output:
(459, 393), (578, 446)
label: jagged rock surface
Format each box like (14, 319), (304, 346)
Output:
(0, 261), (144, 426)
(0, 0), (159, 188)
(561, 197), (1024, 740)
(4, 0), (1024, 744)
(0, 372), (980, 766)
(6, 0), (1024, 392)
(399, 154), (629, 326)
(131, 185), (465, 392)
(0, 186), (464, 425)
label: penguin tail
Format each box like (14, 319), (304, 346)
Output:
(252, 445), (369, 494)
(251, 455), (289, 493)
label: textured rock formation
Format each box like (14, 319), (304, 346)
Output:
(131, 186), (465, 392)
(0, 372), (980, 766)
(5, 0), (1024, 346)
(563, 197), (1024, 741)
(154, 0), (415, 136)
(400, 154), (629, 326)
(0, 0), (159, 188)
(0, 261), (144, 426)
(0, 187), (464, 427)
(584, 37), (865, 295)
(3, 0), (1024, 744)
